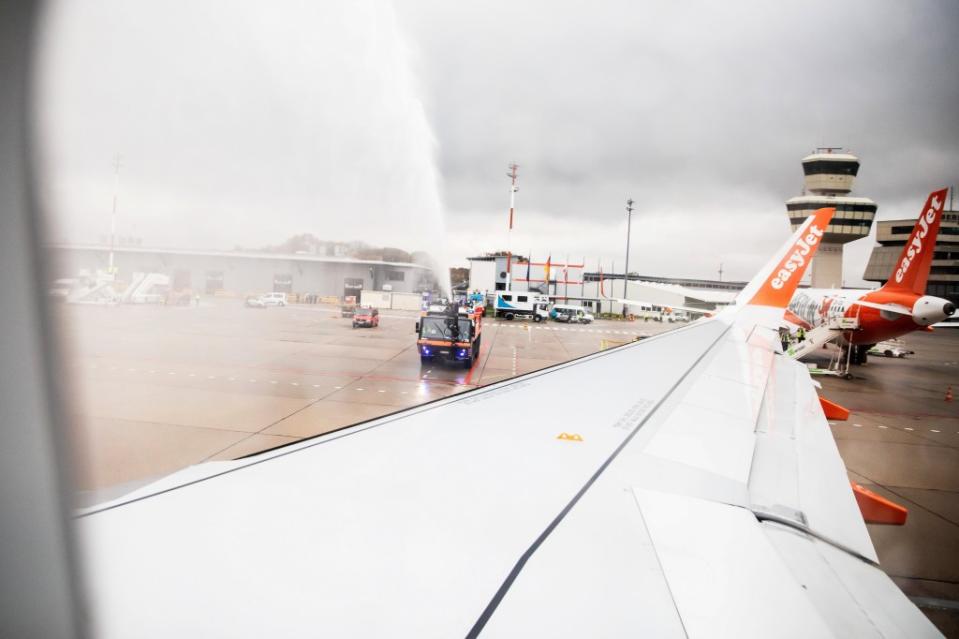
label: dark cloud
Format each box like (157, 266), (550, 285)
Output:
(398, 0), (959, 281)
(35, 1), (959, 284)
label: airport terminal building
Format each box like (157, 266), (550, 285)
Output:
(467, 255), (742, 314)
(863, 205), (959, 305)
(50, 244), (435, 298)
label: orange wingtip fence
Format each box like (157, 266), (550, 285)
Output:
(851, 483), (908, 525)
(819, 396), (850, 421)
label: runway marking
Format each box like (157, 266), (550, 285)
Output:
(128, 368), (136, 372)
(356, 388), (365, 391)
(878, 425), (888, 429)
(270, 380), (278, 384)
(378, 389), (386, 393)
(931, 429), (941, 433)
(249, 379), (257, 382)
(188, 373), (196, 377)
(290, 382), (299, 386)
(905, 427), (915, 431)
(853, 423), (862, 428)
(228, 377), (236, 381)
(206, 375), (215, 379)
(168, 372), (176, 376)
(312, 384), (320, 388)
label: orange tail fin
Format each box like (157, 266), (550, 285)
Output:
(882, 189), (948, 295)
(740, 207), (835, 308)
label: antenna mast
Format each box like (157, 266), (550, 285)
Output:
(506, 162), (519, 287)
(109, 154), (121, 274)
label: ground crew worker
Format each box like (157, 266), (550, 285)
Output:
(797, 327), (806, 343)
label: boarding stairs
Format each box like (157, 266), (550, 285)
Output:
(122, 272), (170, 304)
(785, 317), (858, 361)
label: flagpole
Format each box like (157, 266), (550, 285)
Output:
(506, 163), (518, 289)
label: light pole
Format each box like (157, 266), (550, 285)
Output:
(623, 198), (636, 301)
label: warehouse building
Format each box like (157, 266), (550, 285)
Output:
(467, 255), (742, 315)
(50, 244), (435, 298)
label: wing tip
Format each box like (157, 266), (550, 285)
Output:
(745, 207), (836, 309)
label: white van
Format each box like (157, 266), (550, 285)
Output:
(494, 291), (549, 322)
(550, 304), (594, 324)
(259, 292), (288, 307)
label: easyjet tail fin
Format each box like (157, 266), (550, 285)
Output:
(736, 207), (835, 308)
(882, 189), (948, 295)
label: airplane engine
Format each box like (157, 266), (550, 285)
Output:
(912, 295), (956, 326)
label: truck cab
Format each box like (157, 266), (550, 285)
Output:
(416, 305), (483, 368)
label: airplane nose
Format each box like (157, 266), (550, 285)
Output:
(945, 302), (956, 317)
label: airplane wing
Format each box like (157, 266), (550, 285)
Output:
(614, 298), (717, 316)
(77, 207), (940, 637)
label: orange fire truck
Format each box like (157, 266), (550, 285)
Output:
(415, 304), (483, 368)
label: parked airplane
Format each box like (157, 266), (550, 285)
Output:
(786, 189), (954, 364)
(74, 206), (940, 637)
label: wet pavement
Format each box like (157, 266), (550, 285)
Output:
(59, 300), (959, 634)
(815, 331), (959, 636)
(60, 300), (668, 492)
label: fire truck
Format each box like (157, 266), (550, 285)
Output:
(415, 303), (483, 368)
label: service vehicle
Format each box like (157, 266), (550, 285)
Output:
(340, 295), (357, 317)
(493, 291), (549, 322)
(867, 340), (914, 358)
(244, 296), (267, 308)
(416, 303), (483, 367)
(550, 304), (594, 324)
(256, 292), (288, 307)
(664, 309), (689, 323)
(352, 306), (379, 328)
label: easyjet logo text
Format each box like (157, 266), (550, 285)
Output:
(895, 196), (943, 283)
(771, 225), (824, 290)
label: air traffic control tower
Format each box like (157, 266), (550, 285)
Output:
(785, 149), (877, 288)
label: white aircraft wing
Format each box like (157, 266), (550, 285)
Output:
(77, 208), (940, 637)
(614, 297), (717, 316)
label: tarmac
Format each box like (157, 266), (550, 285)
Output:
(814, 333), (959, 636)
(62, 300), (667, 493)
(60, 300), (959, 634)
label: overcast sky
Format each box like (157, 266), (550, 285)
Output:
(35, 0), (959, 285)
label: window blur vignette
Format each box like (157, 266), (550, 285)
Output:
(23, 0), (959, 636)
(35, 0), (451, 501)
